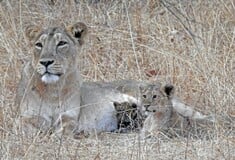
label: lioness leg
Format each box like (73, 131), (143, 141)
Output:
(53, 109), (79, 137)
(19, 115), (51, 136)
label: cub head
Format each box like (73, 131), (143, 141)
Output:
(140, 84), (175, 115)
(25, 22), (87, 84)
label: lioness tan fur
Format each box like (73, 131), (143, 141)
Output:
(15, 22), (87, 135)
(75, 82), (139, 135)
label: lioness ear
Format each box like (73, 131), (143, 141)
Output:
(139, 86), (146, 93)
(116, 85), (124, 92)
(162, 84), (175, 98)
(25, 25), (41, 42)
(67, 22), (88, 45)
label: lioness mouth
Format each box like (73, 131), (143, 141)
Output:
(41, 72), (62, 84)
(44, 71), (62, 76)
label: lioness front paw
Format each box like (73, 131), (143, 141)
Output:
(53, 113), (77, 137)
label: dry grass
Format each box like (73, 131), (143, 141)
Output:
(0, 0), (234, 159)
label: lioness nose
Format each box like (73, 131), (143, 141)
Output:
(144, 104), (150, 109)
(40, 60), (54, 67)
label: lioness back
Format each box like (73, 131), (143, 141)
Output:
(84, 80), (150, 98)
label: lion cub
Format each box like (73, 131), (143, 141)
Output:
(141, 83), (215, 138)
(141, 84), (184, 137)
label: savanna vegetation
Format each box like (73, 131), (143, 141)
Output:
(0, 0), (234, 159)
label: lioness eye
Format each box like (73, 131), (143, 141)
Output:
(142, 95), (147, 98)
(153, 95), (157, 99)
(57, 41), (68, 47)
(35, 42), (43, 48)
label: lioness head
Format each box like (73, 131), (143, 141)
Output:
(140, 84), (175, 115)
(25, 22), (87, 84)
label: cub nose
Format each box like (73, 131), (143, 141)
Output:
(40, 60), (54, 67)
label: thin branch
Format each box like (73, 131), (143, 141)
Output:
(160, 0), (203, 54)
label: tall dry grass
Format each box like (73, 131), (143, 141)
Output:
(0, 0), (234, 159)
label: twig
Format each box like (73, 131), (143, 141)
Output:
(160, 0), (202, 54)
(124, 0), (142, 78)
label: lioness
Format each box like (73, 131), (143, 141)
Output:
(16, 22), (87, 135)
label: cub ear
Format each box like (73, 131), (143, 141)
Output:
(67, 22), (88, 45)
(113, 102), (121, 111)
(25, 25), (41, 42)
(162, 84), (175, 98)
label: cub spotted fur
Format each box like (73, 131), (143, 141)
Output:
(16, 22), (87, 135)
(113, 102), (143, 133)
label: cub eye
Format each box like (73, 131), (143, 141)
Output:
(35, 42), (43, 49)
(153, 95), (157, 99)
(142, 95), (147, 99)
(57, 41), (68, 47)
